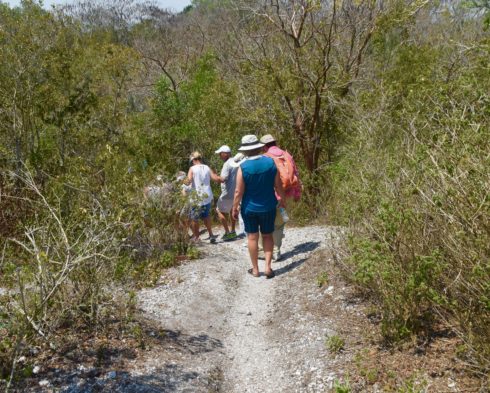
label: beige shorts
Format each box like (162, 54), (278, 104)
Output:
(217, 196), (233, 213)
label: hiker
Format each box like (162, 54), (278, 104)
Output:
(260, 134), (302, 261)
(230, 152), (247, 237)
(215, 145), (238, 241)
(187, 151), (221, 243)
(143, 171), (189, 237)
(232, 135), (286, 279)
(143, 171), (187, 203)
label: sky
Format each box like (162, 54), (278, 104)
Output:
(2, 0), (192, 12)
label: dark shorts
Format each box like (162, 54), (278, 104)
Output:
(241, 209), (276, 234)
(189, 203), (211, 221)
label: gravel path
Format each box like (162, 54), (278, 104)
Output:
(49, 225), (344, 392)
(127, 225), (342, 392)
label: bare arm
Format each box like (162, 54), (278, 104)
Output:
(232, 168), (245, 219)
(210, 169), (223, 183)
(274, 172), (287, 207)
(187, 167), (193, 184)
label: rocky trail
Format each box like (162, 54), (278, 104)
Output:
(130, 226), (344, 393)
(61, 225), (350, 393)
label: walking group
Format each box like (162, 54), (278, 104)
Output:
(183, 134), (301, 279)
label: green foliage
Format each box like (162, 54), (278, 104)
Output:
(326, 334), (345, 353)
(0, 2), (140, 175)
(150, 53), (242, 174)
(1, 0), (489, 385)
(353, 350), (380, 385)
(329, 6), (490, 369)
(333, 378), (351, 393)
(0, 4), (193, 383)
(396, 375), (428, 393)
(316, 272), (329, 288)
(467, 0), (490, 29)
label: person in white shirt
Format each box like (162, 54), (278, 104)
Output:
(215, 145), (239, 241)
(187, 151), (221, 243)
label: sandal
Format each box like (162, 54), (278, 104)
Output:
(265, 270), (275, 279)
(247, 268), (260, 278)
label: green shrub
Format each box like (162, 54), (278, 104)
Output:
(326, 335), (345, 354)
(328, 14), (490, 371)
(333, 378), (351, 393)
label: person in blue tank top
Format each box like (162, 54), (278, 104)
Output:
(232, 135), (286, 279)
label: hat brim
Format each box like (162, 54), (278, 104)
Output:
(215, 149), (231, 154)
(238, 142), (264, 151)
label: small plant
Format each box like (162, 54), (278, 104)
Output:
(186, 246), (200, 260)
(354, 349), (379, 384)
(326, 335), (345, 353)
(397, 374), (428, 393)
(333, 378), (351, 393)
(363, 367), (379, 384)
(95, 344), (109, 367)
(316, 272), (329, 288)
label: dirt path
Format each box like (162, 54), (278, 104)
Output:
(125, 226), (342, 392)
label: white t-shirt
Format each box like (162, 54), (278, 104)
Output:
(190, 164), (213, 206)
(220, 158), (238, 200)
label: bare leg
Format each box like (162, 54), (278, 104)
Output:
(247, 232), (259, 275)
(230, 214), (236, 232)
(203, 216), (214, 237)
(217, 209), (230, 233)
(262, 233), (274, 274)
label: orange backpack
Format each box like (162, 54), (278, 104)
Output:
(266, 152), (299, 191)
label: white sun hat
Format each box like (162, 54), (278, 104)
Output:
(215, 145), (231, 154)
(237, 135), (264, 151)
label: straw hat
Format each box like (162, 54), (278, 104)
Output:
(189, 151), (202, 162)
(260, 134), (276, 144)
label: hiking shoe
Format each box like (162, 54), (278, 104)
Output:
(224, 231), (238, 241)
(221, 232), (229, 240)
(209, 235), (218, 244)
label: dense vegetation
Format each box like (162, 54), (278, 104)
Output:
(0, 0), (488, 388)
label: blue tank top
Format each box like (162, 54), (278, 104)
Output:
(241, 156), (277, 213)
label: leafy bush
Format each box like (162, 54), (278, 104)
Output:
(0, 168), (122, 380)
(329, 11), (490, 372)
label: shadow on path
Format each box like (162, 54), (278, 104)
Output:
(274, 257), (307, 277)
(20, 329), (224, 393)
(158, 330), (224, 355)
(273, 241), (322, 278)
(280, 241), (321, 261)
(62, 364), (204, 393)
